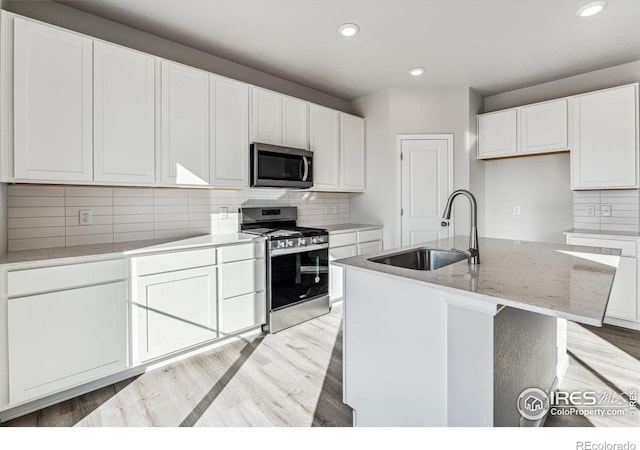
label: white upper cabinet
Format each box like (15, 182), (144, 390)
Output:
(282, 96), (309, 149)
(310, 104), (340, 190)
(519, 99), (568, 154)
(251, 87), (309, 149)
(251, 87), (282, 146)
(161, 60), (210, 185)
(477, 109), (517, 159)
(571, 84), (639, 190)
(340, 113), (365, 191)
(210, 74), (249, 187)
(13, 17), (93, 181)
(94, 42), (156, 184)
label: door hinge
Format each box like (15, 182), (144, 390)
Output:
(401, 208), (404, 216)
(400, 153), (403, 161)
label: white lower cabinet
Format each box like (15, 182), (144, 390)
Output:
(566, 234), (639, 328)
(8, 281), (128, 404)
(219, 243), (266, 334)
(329, 244), (357, 302)
(329, 227), (383, 302)
(135, 266), (218, 362)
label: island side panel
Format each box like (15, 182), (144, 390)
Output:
(446, 304), (495, 426)
(343, 268), (447, 426)
(493, 307), (557, 427)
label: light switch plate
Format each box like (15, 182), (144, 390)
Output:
(601, 205), (612, 217)
(219, 206), (228, 220)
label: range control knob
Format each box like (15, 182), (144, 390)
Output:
(298, 238), (306, 246)
(277, 240), (286, 249)
(286, 239), (294, 248)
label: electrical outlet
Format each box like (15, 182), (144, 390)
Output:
(586, 205), (595, 217)
(324, 205), (330, 215)
(513, 205), (521, 216)
(601, 205), (612, 217)
(219, 206), (228, 220)
(79, 210), (92, 226)
(331, 205), (338, 215)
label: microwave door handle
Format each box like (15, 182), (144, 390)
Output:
(302, 156), (309, 181)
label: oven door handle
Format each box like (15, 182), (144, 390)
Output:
(269, 243), (328, 256)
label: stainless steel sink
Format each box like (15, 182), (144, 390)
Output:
(368, 247), (469, 271)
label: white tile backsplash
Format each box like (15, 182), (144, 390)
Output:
(573, 190), (640, 232)
(7, 185), (350, 250)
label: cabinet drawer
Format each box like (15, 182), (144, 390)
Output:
(358, 240), (383, 256)
(8, 259), (127, 297)
(330, 245), (357, 261)
(567, 236), (637, 257)
(221, 291), (266, 335)
(221, 259), (266, 299)
(330, 232), (357, 248)
(219, 241), (265, 263)
(134, 248), (216, 276)
(8, 281), (128, 404)
(358, 228), (382, 243)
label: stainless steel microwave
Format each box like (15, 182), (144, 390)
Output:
(250, 143), (313, 188)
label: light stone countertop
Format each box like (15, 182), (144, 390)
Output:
(333, 236), (621, 326)
(321, 223), (383, 233)
(0, 233), (262, 267)
(564, 228), (640, 239)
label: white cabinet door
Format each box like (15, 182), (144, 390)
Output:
(8, 281), (127, 404)
(135, 266), (217, 362)
(477, 109), (517, 159)
(571, 84), (638, 189)
(282, 96), (309, 149)
(13, 17), (93, 181)
(339, 113), (365, 191)
(161, 60), (210, 185)
(210, 74), (249, 187)
(251, 87), (282, 146)
(221, 291), (266, 335)
(310, 104), (340, 190)
(606, 256), (637, 321)
(221, 259), (266, 299)
(358, 240), (383, 256)
(329, 244), (357, 301)
(519, 99), (568, 154)
(94, 42), (155, 183)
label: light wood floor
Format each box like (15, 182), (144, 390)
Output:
(3, 303), (352, 427)
(3, 303), (639, 427)
(545, 321), (640, 427)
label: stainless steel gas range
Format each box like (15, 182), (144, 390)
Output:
(240, 207), (330, 333)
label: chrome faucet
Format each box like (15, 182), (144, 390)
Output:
(441, 189), (480, 265)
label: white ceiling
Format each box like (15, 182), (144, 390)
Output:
(57, 0), (640, 100)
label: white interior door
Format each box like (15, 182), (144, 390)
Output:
(400, 135), (452, 246)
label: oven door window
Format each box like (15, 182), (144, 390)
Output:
(270, 248), (329, 310)
(257, 151), (304, 181)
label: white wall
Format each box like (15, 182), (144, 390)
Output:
(481, 60), (640, 243)
(2, 0), (350, 112)
(350, 87), (475, 248)
(484, 154), (572, 243)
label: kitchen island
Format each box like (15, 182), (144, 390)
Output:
(334, 236), (619, 427)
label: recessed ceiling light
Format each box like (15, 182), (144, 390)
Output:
(576, 1), (607, 17)
(338, 23), (360, 37)
(409, 67), (426, 77)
